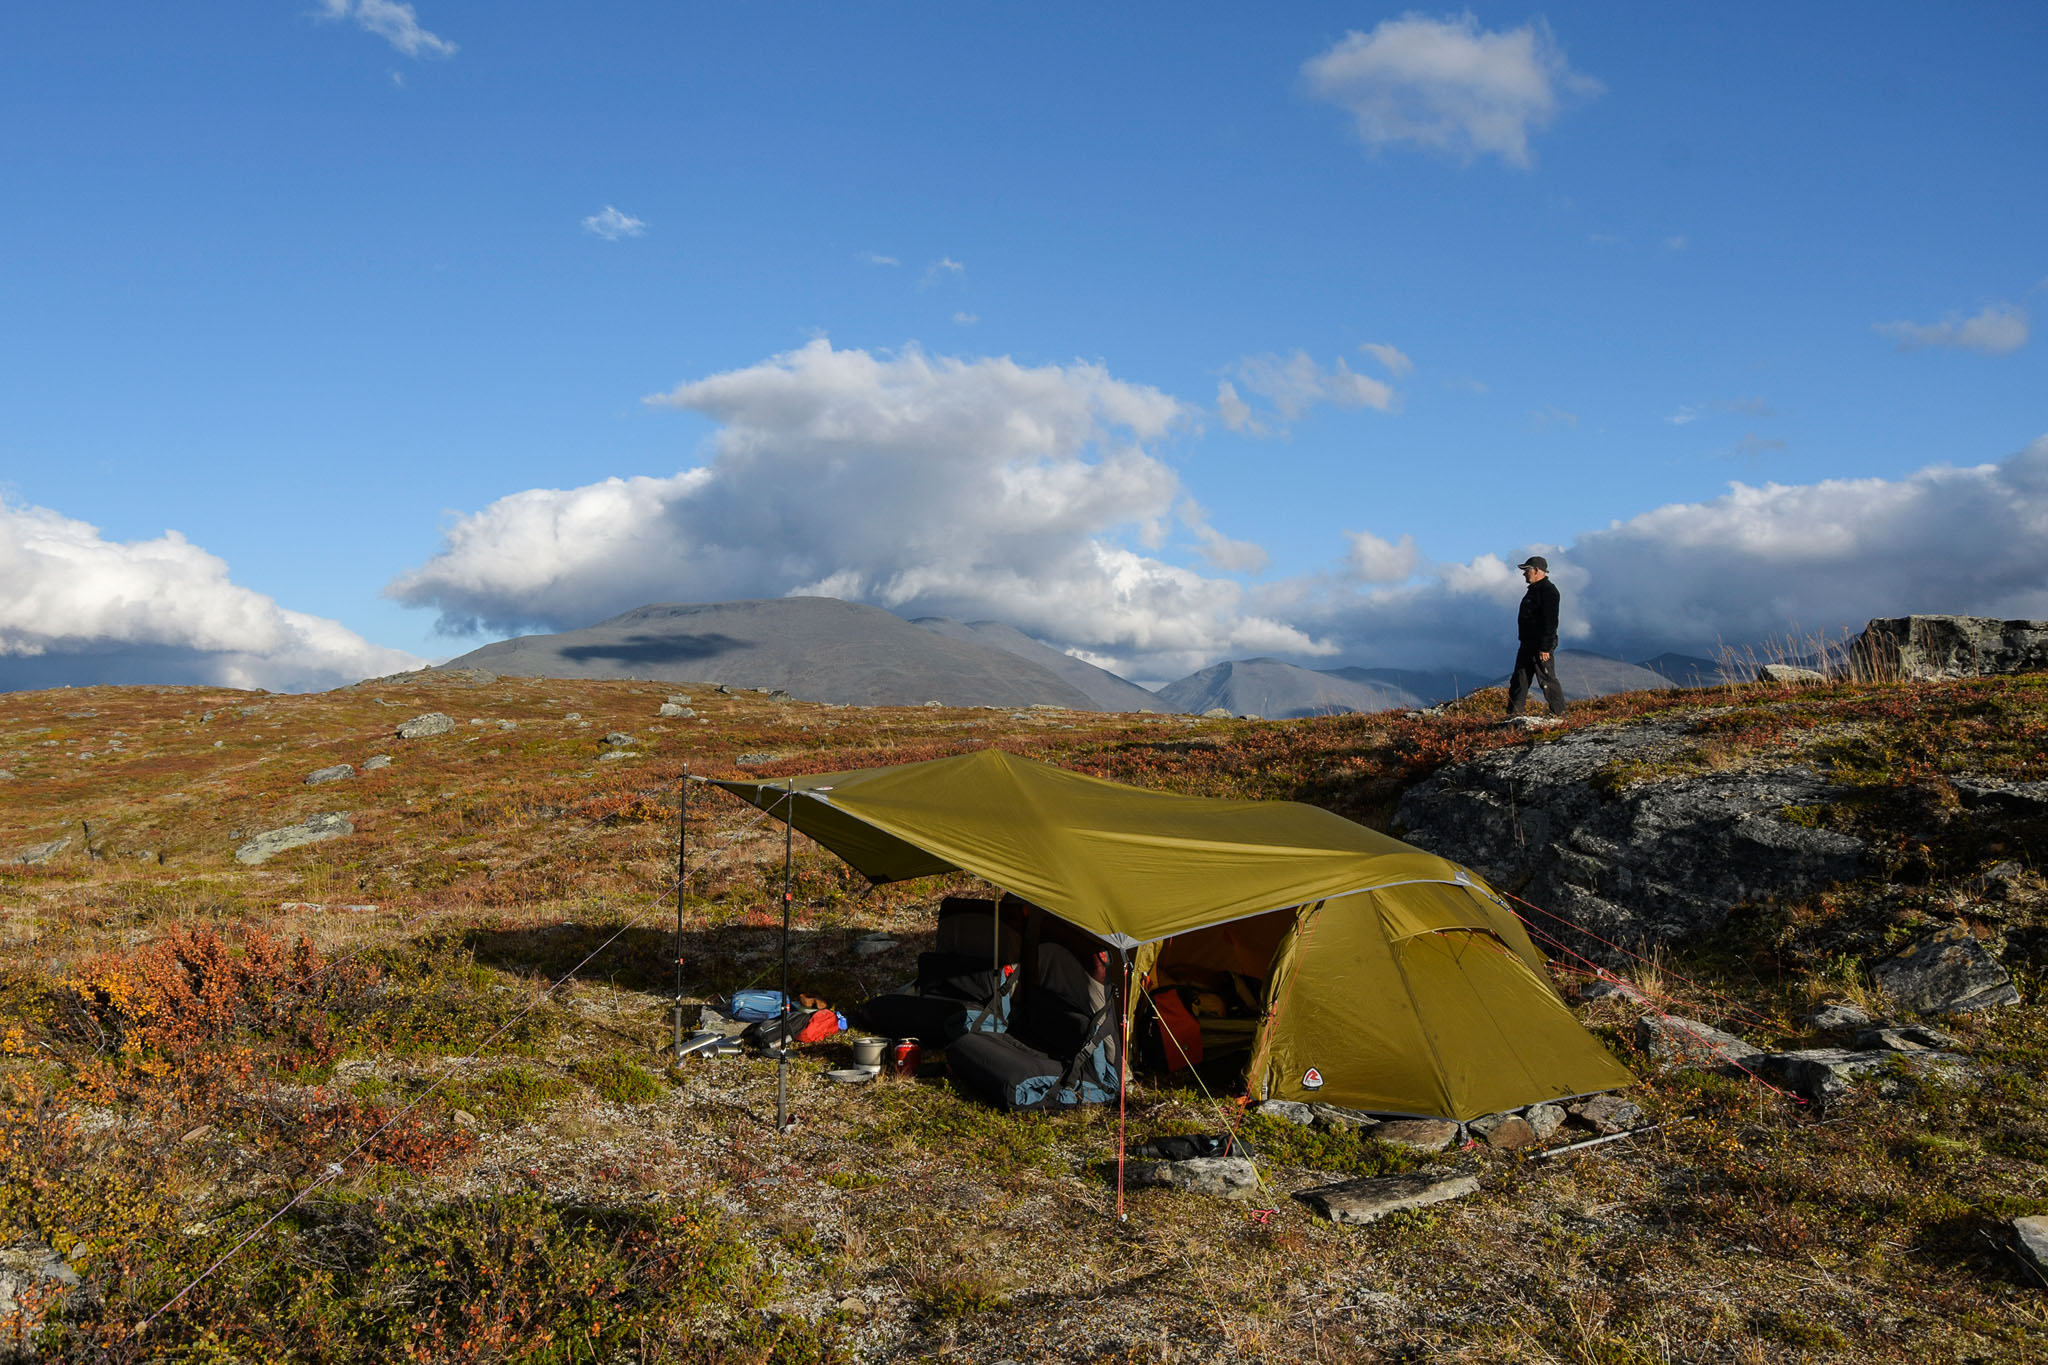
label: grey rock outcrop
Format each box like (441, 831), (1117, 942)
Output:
(658, 703), (694, 718)
(1524, 1103), (1567, 1141)
(363, 754), (392, 770)
(2015, 1216), (2048, 1279)
(1256, 1099), (1316, 1126)
(397, 712), (454, 739)
(1297, 1172), (1480, 1226)
(1468, 1112), (1537, 1150)
(1124, 1156), (1260, 1199)
(1873, 925), (2021, 1015)
(1850, 616), (2048, 682)
(305, 763), (355, 785)
(1745, 1046), (1975, 1104)
(1804, 1003), (1874, 1031)
(1756, 664), (1826, 684)
(14, 837), (70, 865)
(1636, 1014), (1762, 1069)
(1395, 720), (1866, 958)
(234, 813), (354, 865)
(0, 1238), (80, 1326)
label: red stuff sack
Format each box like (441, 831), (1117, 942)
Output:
(1149, 988), (1203, 1072)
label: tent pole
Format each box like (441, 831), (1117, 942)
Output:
(777, 777), (793, 1132)
(674, 767), (688, 1063)
(1116, 948), (1132, 1222)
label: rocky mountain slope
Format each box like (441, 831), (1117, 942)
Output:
(1155, 656), (1422, 717)
(434, 597), (1105, 709)
(910, 617), (1162, 712)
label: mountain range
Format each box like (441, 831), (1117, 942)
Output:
(436, 597), (1726, 716)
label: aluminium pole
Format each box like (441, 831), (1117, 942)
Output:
(673, 767), (688, 1062)
(777, 777), (793, 1131)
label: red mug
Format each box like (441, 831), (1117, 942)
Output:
(889, 1038), (922, 1077)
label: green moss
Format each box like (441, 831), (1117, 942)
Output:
(438, 1065), (576, 1123)
(1236, 1113), (1427, 1178)
(570, 1052), (665, 1105)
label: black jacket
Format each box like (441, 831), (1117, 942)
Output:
(1517, 577), (1560, 652)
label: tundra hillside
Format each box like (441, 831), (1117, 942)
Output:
(2, 668), (2046, 1362)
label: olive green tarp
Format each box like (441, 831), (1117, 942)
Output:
(707, 748), (1632, 1120)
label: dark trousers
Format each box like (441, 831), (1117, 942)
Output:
(1507, 645), (1567, 715)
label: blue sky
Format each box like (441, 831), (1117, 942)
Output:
(3, 3), (2044, 689)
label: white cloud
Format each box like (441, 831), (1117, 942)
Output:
(1218, 350), (1397, 436)
(1345, 530), (1421, 584)
(1875, 302), (2029, 356)
(1302, 12), (1601, 168)
(1528, 406), (1578, 429)
(388, 339), (1323, 677)
(1670, 396), (1774, 426)
(953, 312), (979, 326)
(1359, 341), (1414, 378)
(921, 257), (966, 288)
(1293, 434), (2048, 670)
(317, 0), (455, 59)
(1664, 234), (1688, 252)
(582, 206), (646, 241)
(1666, 406), (1701, 426)
(858, 251), (901, 267)
(0, 500), (421, 692)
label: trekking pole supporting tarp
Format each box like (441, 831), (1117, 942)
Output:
(777, 776), (793, 1133)
(674, 766), (688, 1063)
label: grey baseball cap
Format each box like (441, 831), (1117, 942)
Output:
(1517, 555), (1549, 571)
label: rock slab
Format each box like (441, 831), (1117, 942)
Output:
(1298, 1172), (1480, 1226)
(2015, 1217), (2048, 1280)
(0, 1238), (81, 1324)
(1851, 616), (2048, 682)
(13, 837), (70, 865)
(1873, 925), (2020, 1015)
(1374, 1118), (1461, 1152)
(1636, 1014), (1762, 1069)
(235, 813), (355, 865)
(397, 712), (454, 739)
(305, 763), (355, 785)
(1124, 1156), (1260, 1199)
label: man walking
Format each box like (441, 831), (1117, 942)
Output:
(1507, 556), (1568, 716)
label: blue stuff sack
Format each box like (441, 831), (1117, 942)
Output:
(726, 989), (789, 1022)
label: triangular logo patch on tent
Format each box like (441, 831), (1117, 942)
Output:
(1301, 1067), (1324, 1090)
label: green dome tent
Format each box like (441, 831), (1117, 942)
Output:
(708, 748), (1632, 1121)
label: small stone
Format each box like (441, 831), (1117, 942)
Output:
(658, 703), (695, 718)
(1874, 925), (2021, 1015)
(397, 712), (455, 739)
(596, 751), (636, 762)
(666, 694), (691, 705)
(1635, 1014), (1762, 1069)
(452, 1110), (479, 1129)
(305, 763), (355, 786)
(735, 753), (773, 767)
(1373, 1118), (1460, 1152)
(1568, 1094), (1646, 1135)
(179, 1124), (216, 1145)
(564, 712), (582, 721)
(1297, 1171), (1479, 1226)
(1756, 663), (1827, 684)
(1202, 707), (1232, 719)
(1578, 977), (1649, 1004)
(362, 754), (392, 770)
(0, 770), (15, 781)
(1855, 1023), (1964, 1053)
(1311, 1104), (1379, 1132)
(768, 690), (793, 702)
(604, 731), (633, 746)
(1255, 1099), (1316, 1127)
(1468, 1112), (1538, 1150)
(497, 720), (517, 730)
(1803, 1003), (1874, 1031)
(1523, 1103), (1566, 1141)
(853, 936), (899, 957)
(2016, 1217), (2048, 1278)
(1124, 1156), (1260, 1199)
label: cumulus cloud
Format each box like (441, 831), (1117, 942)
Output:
(1294, 435), (2048, 670)
(316, 0), (455, 59)
(582, 206), (646, 241)
(1302, 12), (1601, 167)
(1875, 302), (2029, 356)
(0, 500), (422, 692)
(921, 257), (966, 287)
(387, 338), (1323, 677)
(1345, 530), (1421, 584)
(1217, 350), (1397, 436)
